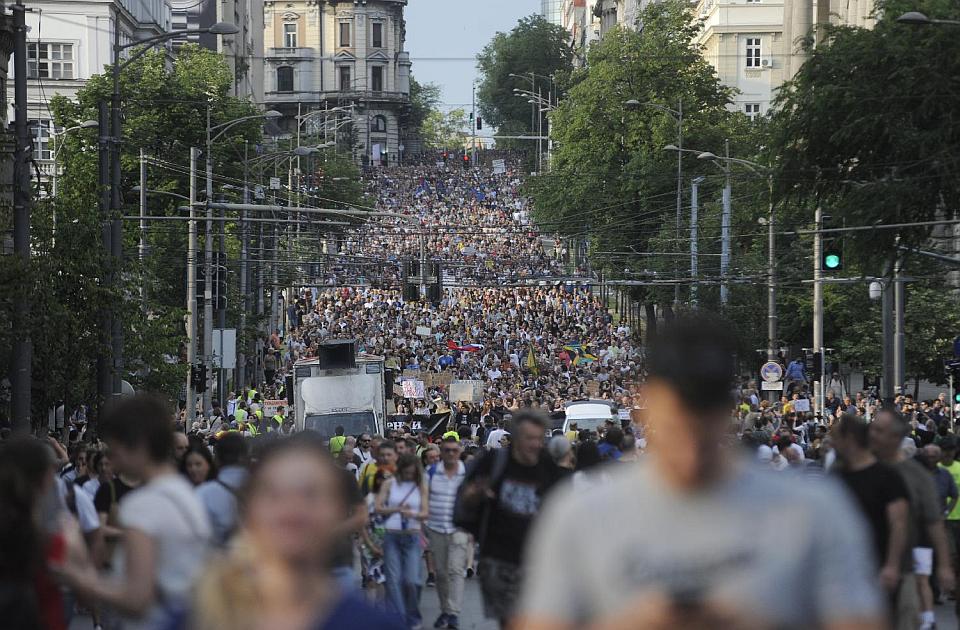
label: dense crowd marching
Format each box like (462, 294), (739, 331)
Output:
(6, 157), (960, 630)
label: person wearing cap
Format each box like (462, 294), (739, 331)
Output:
(516, 315), (884, 630)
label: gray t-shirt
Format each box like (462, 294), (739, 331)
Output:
(520, 460), (882, 628)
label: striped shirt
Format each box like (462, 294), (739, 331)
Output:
(426, 461), (466, 534)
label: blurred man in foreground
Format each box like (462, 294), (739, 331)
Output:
(516, 315), (885, 630)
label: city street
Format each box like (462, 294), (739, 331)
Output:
(3, 0), (960, 629)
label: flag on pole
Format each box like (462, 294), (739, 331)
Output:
(525, 348), (539, 375)
(563, 342), (599, 365)
(447, 340), (484, 352)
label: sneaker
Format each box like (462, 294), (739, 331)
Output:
(446, 614), (460, 629)
(465, 567), (474, 579)
(426, 572), (436, 587)
(433, 614), (449, 629)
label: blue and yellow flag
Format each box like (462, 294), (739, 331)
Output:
(563, 342), (598, 365)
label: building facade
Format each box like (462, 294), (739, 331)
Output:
(5, 0), (170, 183)
(171, 0), (265, 103)
(541, 0), (564, 25)
(261, 0), (412, 166)
(694, 0), (787, 119)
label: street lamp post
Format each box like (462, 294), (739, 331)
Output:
(202, 109), (281, 415)
(896, 11), (960, 25)
(697, 150), (775, 358)
(105, 18), (239, 399)
(625, 99), (683, 307)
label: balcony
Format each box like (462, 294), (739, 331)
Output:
(266, 47), (315, 61)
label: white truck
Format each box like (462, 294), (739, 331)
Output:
(292, 353), (387, 439)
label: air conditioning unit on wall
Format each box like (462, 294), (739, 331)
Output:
(761, 58), (772, 68)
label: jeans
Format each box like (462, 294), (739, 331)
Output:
(383, 530), (422, 627)
(330, 565), (358, 593)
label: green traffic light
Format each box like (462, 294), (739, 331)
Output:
(955, 392), (960, 403)
(823, 253), (841, 269)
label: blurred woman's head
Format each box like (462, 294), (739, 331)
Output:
(0, 437), (57, 580)
(395, 453), (422, 484)
(181, 446), (216, 486)
(575, 441), (602, 472)
(243, 435), (345, 564)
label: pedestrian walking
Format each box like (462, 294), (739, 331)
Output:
(377, 453), (430, 628)
(516, 316), (884, 630)
(425, 436), (468, 629)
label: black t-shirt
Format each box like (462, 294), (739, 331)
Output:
(469, 449), (567, 564)
(329, 467), (365, 569)
(838, 461), (908, 566)
(93, 476), (136, 515)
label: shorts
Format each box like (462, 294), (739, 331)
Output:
(478, 558), (523, 622)
(912, 547), (933, 576)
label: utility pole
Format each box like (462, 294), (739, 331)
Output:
(690, 176), (703, 308)
(138, 149), (146, 265)
(97, 101), (111, 421)
(766, 173), (777, 360)
(10, 0), (32, 431)
(719, 140), (732, 306)
(185, 147), (199, 431)
(674, 99), (683, 307)
(237, 142), (249, 390)
(203, 108), (214, 416)
(813, 206), (824, 415)
(893, 253), (905, 397)
(110, 12), (123, 396)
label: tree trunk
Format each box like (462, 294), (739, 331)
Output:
(645, 303), (658, 344)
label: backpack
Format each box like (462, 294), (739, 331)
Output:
(452, 448), (510, 543)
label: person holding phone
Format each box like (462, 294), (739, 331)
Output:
(515, 316), (885, 630)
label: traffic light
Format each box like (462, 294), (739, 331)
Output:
(191, 364), (207, 393)
(821, 214), (844, 271)
(476, 117), (483, 130)
(462, 154), (471, 168)
(442, 152), (448, 161)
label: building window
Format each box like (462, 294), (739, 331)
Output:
(745, 37), (761, 68)
(745, 0), (761, 3)
(339, 66), (352, 91)
(371, 66), (384, 92)
(371, 115), (387, 133)
(277, 66), (294, 92)
(29, 120), (54, 160)
(372, 22), (383, 48)
(339, 22), (351, 47)
(27, 43), (74, 79)
(744, 102), (761, 120)
(283, 23), (298, 48)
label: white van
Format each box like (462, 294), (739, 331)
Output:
(562, 400), (617, 435)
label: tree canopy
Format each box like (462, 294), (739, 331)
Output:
(476, 14), (575, 134)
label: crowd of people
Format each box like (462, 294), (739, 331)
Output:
(7, 156), (960, 630)
(12, 313), (960, 630)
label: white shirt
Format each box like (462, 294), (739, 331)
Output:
(118, 474), (212, 630)
(486, 428), (508, 449)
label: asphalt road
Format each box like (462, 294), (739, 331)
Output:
(66, 576), (960, 629)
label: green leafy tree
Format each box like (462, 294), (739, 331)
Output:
(420, 108), (470, 150)
(33, 45), (271, 417)
(409, 77), (442, 134)
(527, 1), (766, 339)
(770, 0), (960, 273)
(476, 15), (574, 133)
